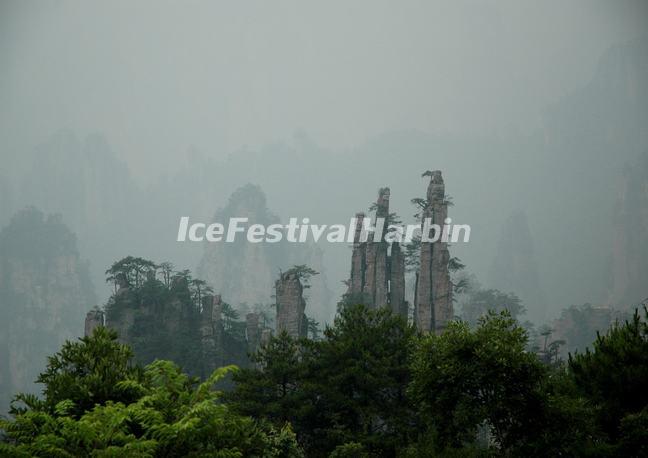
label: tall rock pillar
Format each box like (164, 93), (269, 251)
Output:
(349, 188), (391, 309)
(389, 241), (406, 317)
(373, 187), (390, 308)
(348, 212), (367, 298)
(415, 171), (453, 334)
(246, 312), (261, 353)
(344, 187), (407, 319)
(276, 272), (307, 338)
(200, 294), (224, 377)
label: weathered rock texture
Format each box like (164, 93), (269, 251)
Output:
(197, 184), (332, 324)
(389, 241), (407, 317)
(275, 272), (307, 338)
(608, 151), (648, 308)
(346, 187), (407, 317)
(104, 273), (136, 344)
(245, 312), (261, 353)
(414, 171), (453, 334)
(200, 295), (224, 376)
(102, 267), (262, 377)
(0, 208), (95, 414)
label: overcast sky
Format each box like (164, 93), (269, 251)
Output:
(1, 1), (647, 324)
(2, 0), (647, 178)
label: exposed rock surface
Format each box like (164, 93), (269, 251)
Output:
(0, 208), (95, 414)
(103, 268), (229, 376)
(389, 241), (407, 317)
(346, 187), (407, 318)
(104, 273), (136, 344)
(245, 312), (261, 353)
(608, 152), (648, 308)
(414, 171), (453, 334)
(200, 295), (224, 376)
(198, 184), (332, 324)
(275, 271), (307, 338)
(19, 132), (138, 303)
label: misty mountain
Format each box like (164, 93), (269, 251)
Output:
(0, 207), (95, 413)
(197, 184), (333, 324)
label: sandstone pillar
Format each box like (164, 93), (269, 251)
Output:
(275, 272), (307, 338)
(200, 294), (224, 376)
(415, 170), (453, 334)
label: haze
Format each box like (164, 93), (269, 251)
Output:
(1, 0), (647, 325)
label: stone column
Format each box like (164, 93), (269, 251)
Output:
(246, 312), (261, 353)
(200, 294), (224, 376)
(389, 241), (407, 318)
(275, 272), (307, 338)
(415, 171), (453, 334)
(362, 235), (377, 306)
(346, 187), (409, 314)
(415, 204), (434, 331)
(348, 213), (367, 297)
(373, 188), (390, 308)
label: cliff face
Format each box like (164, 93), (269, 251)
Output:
(608, 152), (648, 308)
(0, 208), (95, 414)
(102, 263), (255, 377)
(346, 188), (407, 318)
(275, 271), (307, 338)
(489, 210), (545, 322)
(19, 132), (139, 301)
(197, 184), (332, 322)
(414, 171), (453, 334)
(344, 172), (455, 333)
(200, 295), (225, 376)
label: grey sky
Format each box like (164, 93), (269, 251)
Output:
(1, 1), (647, 324)
(2, 1), (646, 177)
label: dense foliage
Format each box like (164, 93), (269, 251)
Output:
(569, 308), (648, 451)
(104, 257), (250, 377)
(460, 288), (526, 326)
(230, 305), (415, 456)
(230, 305), (648, 457)
(0, 207), (95, 415)
(0, 327), (301, 457)
(2, 304), (647, 456)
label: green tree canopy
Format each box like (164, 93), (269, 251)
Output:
(0, 328), (302, 457)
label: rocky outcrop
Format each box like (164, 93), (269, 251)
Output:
(414, 171), (453, 334)
(489, 210), (545, 322)
(99, 259), (268, 377)
(349, 213), (366, 297)
(19, 132), (140, 304)
(104, 273), (135, 343)
(245, 312), (261, 353)
(200, 295), (224, 376)
(275, 271), (307, 338)
(608, 152), (648, 308)
(198, 184), (332, 324)
(389, 241), (407, 317)
(346, 188), (407, 318)
(0, 207), (95, 414)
